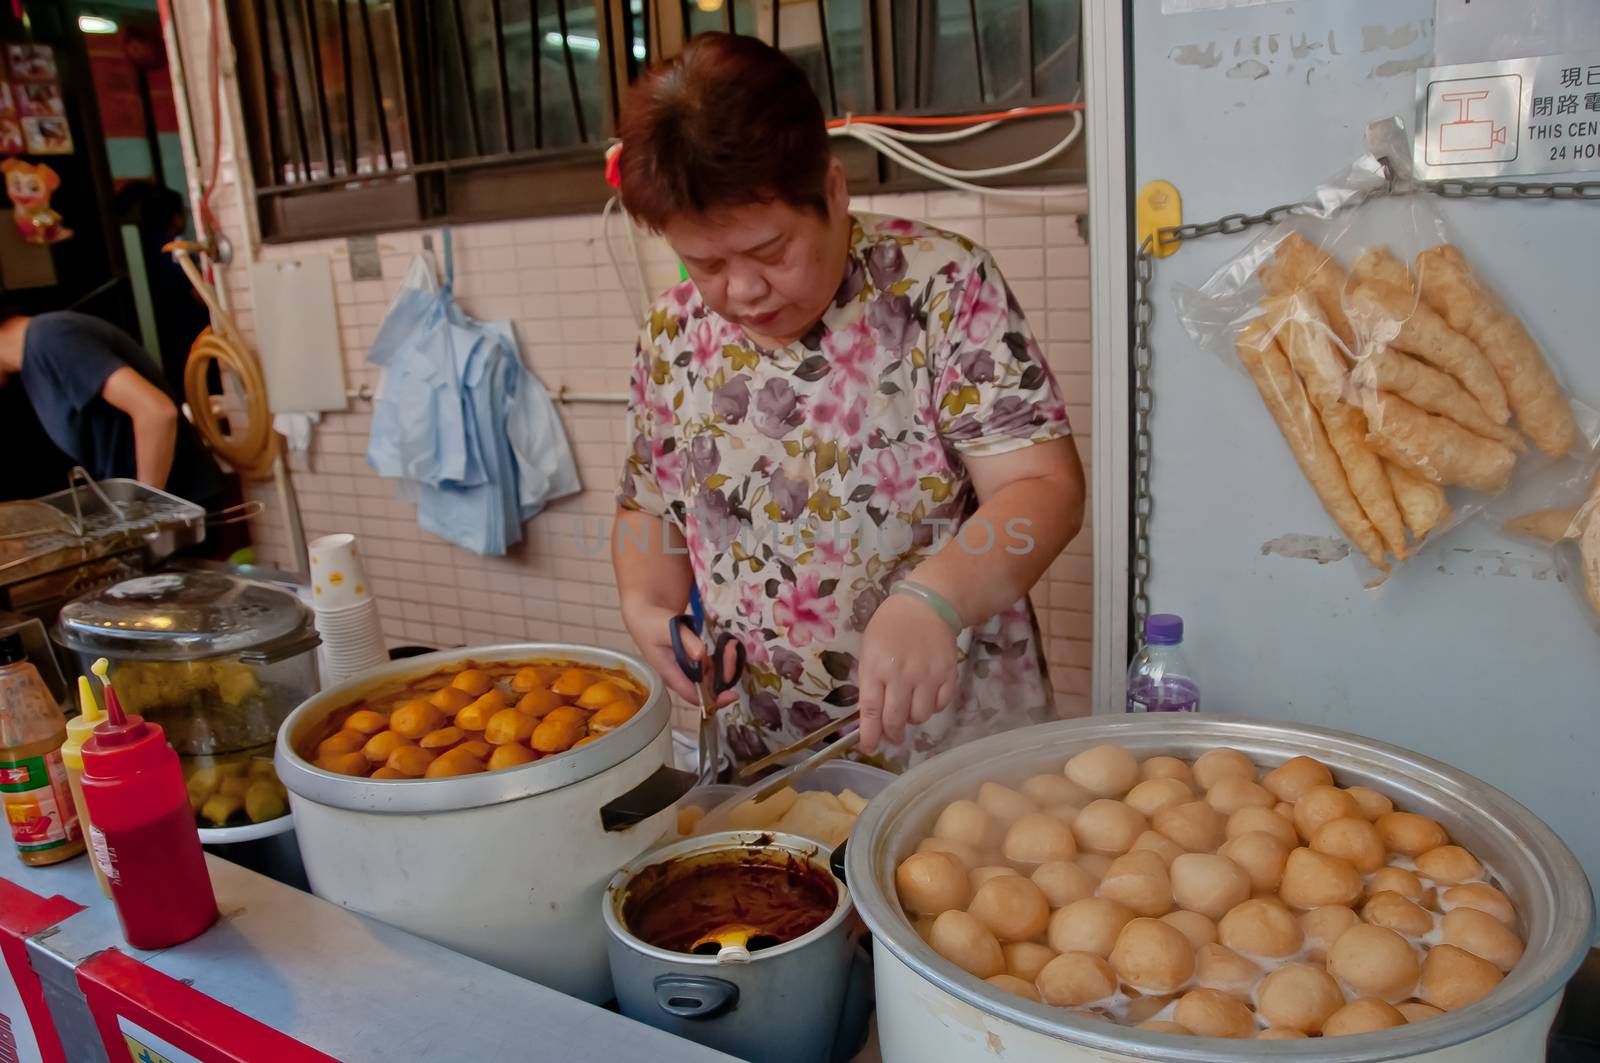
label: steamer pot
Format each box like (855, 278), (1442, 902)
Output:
(845, 715), (1593, 1062)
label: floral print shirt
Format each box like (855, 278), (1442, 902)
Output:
(618, 214), (1072, 770)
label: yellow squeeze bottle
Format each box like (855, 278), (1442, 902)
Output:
(62, 668), (110, 896)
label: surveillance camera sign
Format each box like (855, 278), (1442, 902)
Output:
(1414, 52), (1600, 179)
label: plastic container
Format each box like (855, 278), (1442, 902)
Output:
(57, 573), (312, 835)
(0, 632), (84, 866)
(80, 681), (218, 950)
(61, 673), (110, 894)
(696, 759), (897, 837)
(56, 572), (321, 756)
(306, 532), (374, 610)
(1125, 612), (1200, 713)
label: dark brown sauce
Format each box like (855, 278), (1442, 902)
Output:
(623, 849), (838, 955)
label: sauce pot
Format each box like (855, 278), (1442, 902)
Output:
(604, 830), (861, 1063)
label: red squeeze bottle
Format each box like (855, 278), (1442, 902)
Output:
(79, 681), (218, 949)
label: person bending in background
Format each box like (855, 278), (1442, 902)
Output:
(610, 35), (1086, 771)
(0, 305), (225, 511)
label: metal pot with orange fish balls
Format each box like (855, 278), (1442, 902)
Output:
(295, 655), (647, 779)
(276, 644), (679, 1005)
(862, 718), (1588, 1055)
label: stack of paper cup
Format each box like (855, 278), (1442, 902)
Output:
(307, 533), (388, 686)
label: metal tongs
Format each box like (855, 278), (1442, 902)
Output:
(735, 709), (863, 805)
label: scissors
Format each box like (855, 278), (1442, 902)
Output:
(668, 603), (746, 785)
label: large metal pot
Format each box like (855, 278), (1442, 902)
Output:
(845, 715), (1594, 1062)
(604, 830), (859, 1063)
(275, 643), (688, 1003)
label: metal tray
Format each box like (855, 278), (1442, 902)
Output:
(0, 473), (206, 612)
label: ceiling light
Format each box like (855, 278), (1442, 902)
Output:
(79, 14), (120, 34)
(544, 32), (646, 61)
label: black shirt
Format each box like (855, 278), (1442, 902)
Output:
(13, 312), (224, 507)
(0, 374), (74, 500)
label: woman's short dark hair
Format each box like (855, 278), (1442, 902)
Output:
(617, 33), (830, 231)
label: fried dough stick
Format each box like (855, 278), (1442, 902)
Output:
(1259, 231), (1357, 353)
(1503, 509), (1581, 543)
(1416, 244), (1575, 457)
(1351, 247), (1415, 292)
(1352, 347), (1522, 449)
(1385, 462), (1451, 540)
(1346, 280), (1510, 425)
(1267, 295), (1409, 559)
(1236, 319), (1390, 570)
(1361, 391), (1517, 494)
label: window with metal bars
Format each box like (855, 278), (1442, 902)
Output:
(228, 0), (1082, 243)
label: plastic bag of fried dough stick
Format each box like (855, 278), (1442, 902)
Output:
(1488, 445), (1600, 631)
(1175, 142), (1598, 586)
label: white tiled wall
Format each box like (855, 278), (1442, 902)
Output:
(172, 1), (1095, 720)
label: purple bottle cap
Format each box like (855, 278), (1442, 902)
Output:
(1145, 613), (1183, 645)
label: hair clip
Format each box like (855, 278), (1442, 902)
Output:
(605, 142), (623, 190)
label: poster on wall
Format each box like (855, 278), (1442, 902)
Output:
(20, 118), (70, 156)
(0, 85), (19, 156)
(5, 46), (56, 84)
(2, 46), (69, 156)
(15, 83), (62, 118)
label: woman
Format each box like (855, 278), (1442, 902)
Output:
(611, 34), (1085, 770)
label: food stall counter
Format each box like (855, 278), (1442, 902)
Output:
(1, 845), (739, 1062)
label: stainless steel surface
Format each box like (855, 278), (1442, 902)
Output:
(604, 830), (857, 1063)
(34, 476), (205, 572)
(846, 715), (1595, 1062)
(56, 571), (311, 659)
(694, 621), (725, 786)
(26, 946), (110, 1063)
(272, 452), (310, 579)
(276, 643), (668, 813)
(0, 479), (205, 614)
(746, 730), (863, 806)
(697, 711), (720, 786)
(738, 709), (861, 781)
(4, 844), (737, 1062)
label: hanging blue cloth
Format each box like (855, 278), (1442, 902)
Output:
(366, 230), (581, 555)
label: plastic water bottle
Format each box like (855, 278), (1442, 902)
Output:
(1126, 613), (1200, 713)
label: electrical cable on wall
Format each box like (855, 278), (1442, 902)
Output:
(602, 101), (1088, 319)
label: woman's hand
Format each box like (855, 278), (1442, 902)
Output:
(621, 601), (741, 710)
(857, 593), (958, 753)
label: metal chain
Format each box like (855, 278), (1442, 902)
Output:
(1128, 175), (1600, 636)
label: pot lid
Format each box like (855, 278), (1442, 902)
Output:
(57, 571), (312, 659)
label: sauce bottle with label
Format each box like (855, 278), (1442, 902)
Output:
(62, 670), (110, 895)
(80, 678), (217, 949)
(0, 632), (85, 866)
